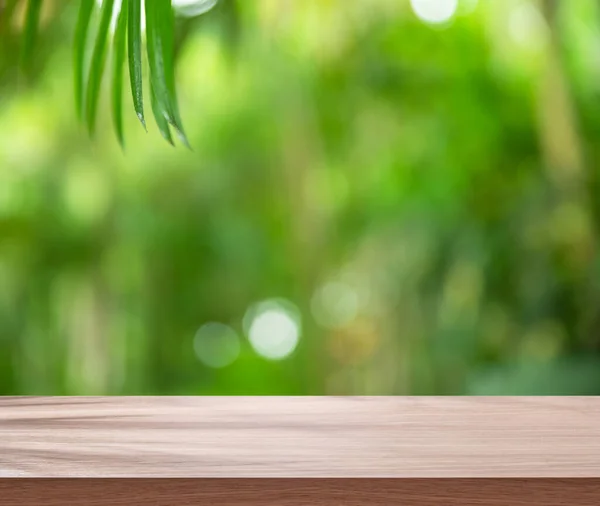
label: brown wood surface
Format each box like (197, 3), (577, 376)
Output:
(0, 479), (599, 505)
(1, 397), (600, 477)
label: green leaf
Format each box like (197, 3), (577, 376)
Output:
(144, 0), (172, 121)
(73, 0), (95, 120)
(150, 82), (173, 145)
(127, 0), (146, 130)
(85, 0), (115, 135)
(20, 0), (43, 71)
(112, 0), (128, 147)
(145, 0), (189, 147)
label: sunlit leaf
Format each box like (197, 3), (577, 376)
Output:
(127, 0), (146, 130)
(85, 0), (115, 135)
(112, 0), (128, 147)
(73, 0), (95, 119)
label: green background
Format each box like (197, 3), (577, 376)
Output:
(2, 0), (600, 395)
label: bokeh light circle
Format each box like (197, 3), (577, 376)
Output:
(243, 299), (301, 360)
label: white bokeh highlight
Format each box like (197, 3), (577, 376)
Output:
(173, 0), (218, 17)
(97, 0), (219, 29)
(410, 0), (458, 25)
(244, 299), (301, 360)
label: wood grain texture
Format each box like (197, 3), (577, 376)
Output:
(1, 479), (600, 505)
(1, 397), (600, 477)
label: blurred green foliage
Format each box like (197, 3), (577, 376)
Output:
(2, 0), (600, 395)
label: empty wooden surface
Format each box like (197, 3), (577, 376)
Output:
(1, 397), (600, 477)
(1, 479), (599, 506)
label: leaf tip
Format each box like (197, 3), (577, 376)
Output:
(178, 133), (192, 150)
(137, 113), (147, 131)
(116, 131), (125, 149)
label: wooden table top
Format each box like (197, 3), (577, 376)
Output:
(1, 397), (599, 478)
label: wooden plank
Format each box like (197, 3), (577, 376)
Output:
(1, 397), (599, 477)
(1, 479), (599, 506)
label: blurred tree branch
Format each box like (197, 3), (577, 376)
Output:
(537, 0), (586, 193)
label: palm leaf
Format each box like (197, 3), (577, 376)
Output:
(112, 0), (128, 146)
(150, 81), (174, 145)
(145, 0), (189, 147)
(158, 0), (189, 147)
(31, 0), (221, 146)
(85, 0), (115, 135)
(127, 0), (146, 130)
(73, 0), (95, 119)
(11, 0), (222, 146)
